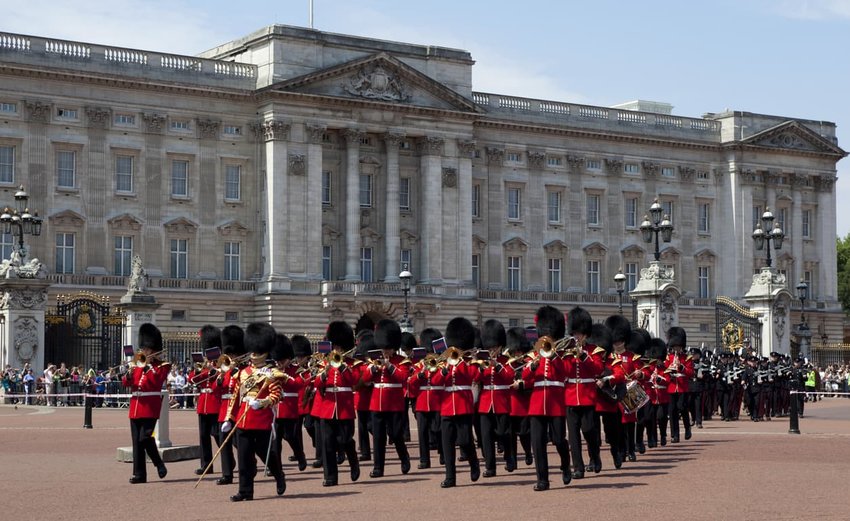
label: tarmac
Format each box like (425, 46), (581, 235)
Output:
(1, 398), (848, 521)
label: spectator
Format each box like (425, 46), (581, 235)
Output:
(44, 364), (56, 406)
(23, 369), (35, 405)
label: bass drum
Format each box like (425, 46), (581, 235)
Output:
(621, 380), (649, 415)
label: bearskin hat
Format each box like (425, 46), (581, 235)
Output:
(567, 306), (593, 337)
(271, 333), (294, 361)
(199, 324), (222, 351)
(630, 328), (651, 357)
(221, 325), (245, 356)
(291, 334), (312, 358)
(419, 328), (442, 354)
(326, 321), (355, 350)
(138, 323), (162, 351)
(588, 323), (613, 354)
(647, 338), (668, 361)
(480, 319), (506, 349)
(535, 305), (566, 340)
(666, 326), (687, 349)
(244, 322), (276, 355)
(604, 315), (631, 346)
(400, 332), (418, 352)
(445, 317), (476, 350)
(506, 326), (530, 355)
(374, 319), (402, 350)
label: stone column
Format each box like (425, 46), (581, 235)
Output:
(85, 107), (111, 271)
(305, 124), (326, 280)
(342, 129), (363, 281)
(260, 120), (291, 289)
(486, 147), (505, 289)
(630, 262), (680, 339)
(0, 278), (51, 376)
(816, 175), (837, 301)
(744, 267), (793, 356)
(790, 178), (803, 284)
(526, 151), (546, 290)
(383, 132), (404, 282)
(418, 137), (444, 284)
(457, 140), (476, 285)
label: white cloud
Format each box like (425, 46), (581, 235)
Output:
(773, 0), (850, 20)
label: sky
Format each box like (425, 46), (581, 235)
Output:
(3, 0), (849, 235)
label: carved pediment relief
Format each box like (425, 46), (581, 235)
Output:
(694, 248), (717, 263)
(322, 224), (341, 242)
(49, 209), (85, 227)
(659, 246), (681, 262)
(776, 252), (795, 266)
(583, 241), (607, 257)
(217, 220), (250, 237)
(543, 239), (568, 256)
(621, 244), (646, 260)
(107, 213), (143, 232)
(503, 237), (529, 255)
(741, 120), (846, 157)
(400, 229), (419, 248)
(163, 216), (198, 235)
(360, 226), (382, 247)
(472, 234), (487, 253)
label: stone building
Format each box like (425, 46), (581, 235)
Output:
(0, 25), (844, 352)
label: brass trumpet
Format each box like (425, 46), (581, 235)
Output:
(134, 349), (167, 367)
(423, 354), (444, 372)
(214, 352), (251, 372)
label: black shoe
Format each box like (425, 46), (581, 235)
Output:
(322, 480), (337, 487)
(697, 424), (704, 429)
(458, 454), (468, 463)
(505, 460), (516, 473)
(627, 452), (637, 462)
(482, 469), (496, 478)
(571, 469), (584, 479)
(440, 479), (456, 488)
(418, 462), (431, 470)
(216, 477), (233, 485)
(311, 460), (323, 469)
(592, 457), (602, 474)
(129, 476), (146, 484)
(276, 475), (286, 496)
(359, 454), (371, 462)
(533, 481), (549, 492)
(637, 442), (646, 454)
(613, 451), (623, 469)
(369, 469), (384, 478)
(401, 457), (411, 475)
(157, 466), (167, 479)
(194, 468), (205, 476)
(288, 455), (298, 462)
(685, 430), (692, 440)
(230, 493), (253, 502)
(562, 469), (572, 485)
(660, 437), (667, 446)
(298, 457), (308, 472)
(647, 440), (657, 448)
(337, 452), (346, 464)
(439, 454), (445, 465)
(671, 436), (680, 443)
(525, 454), (533, 466)
(584, 464), (594, 473)
(470, 463), (480, 482)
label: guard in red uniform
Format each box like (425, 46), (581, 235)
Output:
(505, 327), (532, 470)
(271, 334), (308, 472)
(629, 329), (653, 455)
(645, 338), (670, 447)
(123, 323), (170, 484)
(431, 317), (481, 488)
(664, 326), (694, 443)
(591, 324), (626, 470)
(477, 319), (514, 477)
(605, 315), (643, 463)
(364, 319), (411, 478)
(353, 330), (374, 463)
(522, 306), (571, 491)
(408, 327), (444, 469)
(190, 325), (222, 476)
(313, 321), (360, 487)
(563, 307), (603, 479)
(214, 325), (244, 485)
(222, 323), (286, 502)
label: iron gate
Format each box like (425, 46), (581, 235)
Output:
(44, 292), (126, 370)
(715, 296), (761, 353)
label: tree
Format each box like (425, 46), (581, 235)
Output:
(837, 234), (850, 313)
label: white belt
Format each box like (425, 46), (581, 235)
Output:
(221, 393), (233, 399)
(671, 373), (684, 378)
(420, 386), (445, 391)
(444, 385), (472, 392)
(200, 388), (214, 394)
(534, 381), (565, 388)
(325, 386), (353, 393)
(373, 383), (403, 389)
(482, 385), (511, 391)
(131, 391), (162, 397)
(567, 378), (596, 384)
(281, 392), (299, 398)
(652, 385), (666, 390)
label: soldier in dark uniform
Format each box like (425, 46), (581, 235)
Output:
(688, 348), (705, 429)
(718, 352), (742, 421)
(742, 355), (761, 421)
(789, 357), (808, 417)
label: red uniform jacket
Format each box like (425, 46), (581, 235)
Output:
(353, 362), (373, 412)
(227, 365), (281, 430)
(616, 351), (641, 422)
(365, 355), (409, 412)
(408, 365), (443, 413)
(477, 357), (514, 415)
(647, 362), (670, 405)
(522, 354), (567, 417)
(664, 353), (695, 394)
(313, 363), (356, 420)
(432, 360), (478, 416)
(190, 368), (221, 416)
(123, 362), (170, 420)
(594, 352), (627, 414)
(217, 369), (237, 422)
(563, 346), (604, 407)
(275, 366), (307, 419)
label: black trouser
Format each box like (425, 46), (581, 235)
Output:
(130, 418), (164, 480)
(218, 421), (236, 479)
(623, 420), (636, 456)
(197, 413), (219, 471)
(635, 406), (647, 448)
(441, 415), (478, 482)
(529, 415), (569, 484)
(274, 417), (306, 466)
(480, 412), (511, 472)
(746, 390), (760, 420)
(599, 411), (624, 457)
(508, 415), (531, 464)
(235, 428), (283, 497)
(645, 402), (668, 445)
(416, 410), (442, 465)
(305, 414), (322, 462)
(566, 406), (598, 470)
(320, 418), (358, 483)
(668, 393), (690, 438)
(720, 388), (735, 419)
(372, 411), (409, 472)
(357, 409), (372, 458)
(689, 392), (703, 426)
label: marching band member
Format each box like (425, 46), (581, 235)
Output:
(353, 331), (375, 463)
(190, 325), (222, 476)
(645, 338), (670, 447)
(606, 316), (643, 463)
(477, 319), (514, 478)
(505, 327), (533, 470)
(664, 327), (694, 443)
(408, 327), (444, 469)
(290, 335), (320, 467)
(591, 323), (626, 469)
(365, 319), (412, 478)
(222, 323), (286, 501)
(123, 323), (170, 484)
(522, 306), (571, 491)
(630, 329), (653, 455)
(214, 325), (244, 485)
(432, 317), (481, 488)
(271, 334), (309, 471)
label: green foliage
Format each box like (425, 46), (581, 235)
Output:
(837, 234), (850, 313)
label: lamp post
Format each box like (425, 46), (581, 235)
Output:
(639, 198), (674, 261)
(796, 279), (808, 328)
(399, 263), (413, 333)
(0, 186), (43, 259)
(752, 207), (784, 268)
(614, 269), (626, 315)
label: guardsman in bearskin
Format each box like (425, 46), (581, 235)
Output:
(604, 315), (642, 463)
(591, 323), (626, 468)
(190, 325), (223, 476)
(645, 338), (670, 447)
(688, 347), (706, 429)
(563, 308), (603, 479)
(271, 333), (309, 472)
(476, 319), (515, 478)
(505, 327), (533, 470)
(523, 306), (571, 491)
(124, 323), (170, 484)
(353, 331), (375, 463)
(222, 323), (286, 501)
(408, 327), (444, 469)
(742, 355), (762, 421)
(364, 319), (412, 478)
(313, 321), (361, 487)
(214, 325), (244, 485)
(664, 327), (694, 442)
(432, 317), (481, 488)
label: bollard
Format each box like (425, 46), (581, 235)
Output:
(788, 391), (800, 434)
(83, 394), (93, 429)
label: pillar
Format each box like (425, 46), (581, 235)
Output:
(306, 124), (326, 280)
(342, 129), (363, 281)
(0, 278), (51, 376)
(260, 120), (291, 288)
(418, 136), (444, 285)
(630, 261), (680, 339)
(383, 132), (403, 282)
(744, 267), (793, 356)
(457, 140), (476, 285)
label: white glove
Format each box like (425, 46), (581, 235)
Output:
(249, 398), (263, 410)
(220, 421), (232, 434)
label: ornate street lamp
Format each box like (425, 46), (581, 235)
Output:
(796, 278), (809, 328)
(1, 186), (43, 257)
(640, 198), (674, 261)
(752, 207), (784, 268)
(614, 268), (626, 315)
(399, 264), (413, 333)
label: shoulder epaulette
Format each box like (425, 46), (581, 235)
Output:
(592, 346), (606, 355)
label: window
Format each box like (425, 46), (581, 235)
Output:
(322, 246), (332, 280)
(506, 152), (521, 163)
(698, 266), (710, 298)
(803, 270), (813, 297)
(57, 150), (76, 188)
(225, 311), (239, 322)
(802, 209), (811, 238)
(625, 262), (638, 291)
(171, 310), (186, 321)
(57, 108), (78, 120)
(171, 160), (188, 197)
(661, 167), (675, 177)
(586, 159), (601, 170)
(399, 140), (411, 150)
(624, 163), (640, 174)
(507, 256), (521, 291)
(0, 145), (14, 184)
(471, 184), (480, 218)
(400, 249), (412, 273)
(625, 197), (638, 228)
(115, 155), (133, 193)
(399, 178), (410, 210)
(698, 202), (711, 233)
(472, 254), (480, 288)
(55, 233), (75, 274)
(114, 114), (135, 126)
(547, 191), (561, 223)
(0, 102), (17, 114)
(777, 208), (788, 234)
(170, 239), (188, 279)
(170, 119), (190, 131)
(662, 200), (674, 224)
(752, 205), (762, 230)
(0, 233), (13, 261)
(225, 165), (241, 201)
(223, 125), (241, 136)
(507, 187), (521, 220)
(322, 171), (332, 206)
(114, 236), (133, 276)
(587, 193), (600, 225)
(586, 260), (600, 294)
(224, 242), (240, 280)
(697, 170), (710, 180)
(359, 175), (372, 208)
(548, 258), (561, 292)
(359, 136), (372, 146)
(547, 156), (562, 167)
(360, 247), (373, 282)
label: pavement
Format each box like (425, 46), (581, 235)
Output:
(1, 398), (849, 521)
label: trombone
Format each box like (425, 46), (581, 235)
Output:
(213, 352), (252, 372)
(133, 349), (168, 367)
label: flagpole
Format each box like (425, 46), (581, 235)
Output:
(309, 0), (314, 28)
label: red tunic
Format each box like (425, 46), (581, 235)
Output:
(522, 354), (567, 417)
(563, 345), (604, 407)
(353, 362), (373, 412)
(407, 366), (443, 413)
(313, 363), (356, 420)
(123, 362), (170, 420)
(477, 357), (514, 415)
(647, 362), (670, 405)
(217, 369), (237, 422)
(664, 353), (695, 394)
(226, 366), (282, 430)
(432, 360), (478, 416)
(275, 366), (307, 419)
(190, 368), (221, 416)
(616, 351), (641, 422)
(594, 353), (627, 414)
(365, 355), (409, 412)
